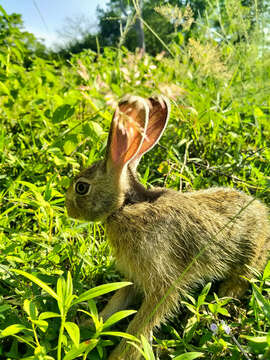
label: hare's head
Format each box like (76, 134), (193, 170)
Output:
(66, 95), (170, 222)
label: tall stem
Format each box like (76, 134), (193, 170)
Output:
(57, 316), (66, 360)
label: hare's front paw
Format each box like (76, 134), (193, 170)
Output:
(108, 350), (125, 360)
(108, 347), (126, 360)
(108, 355), (123, 360)
(218, 276), (249, 298)
(107, 344), (124, 360)
(108, 341), (141, 360)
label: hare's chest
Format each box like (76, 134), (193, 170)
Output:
(106, 220), (156, 290)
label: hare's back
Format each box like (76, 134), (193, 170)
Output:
(108, 186), (269, 253)
(169, 186), (270, 256)
(107, 187), (269, 287)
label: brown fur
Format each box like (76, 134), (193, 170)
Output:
(66, 95), (270, 360)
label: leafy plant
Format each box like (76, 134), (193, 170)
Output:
(0, 271), (137, 359)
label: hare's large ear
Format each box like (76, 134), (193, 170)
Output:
(106, 95), (149, 174)
(129, 95), (170, 170)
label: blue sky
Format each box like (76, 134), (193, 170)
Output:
(1, 0), (108, 48)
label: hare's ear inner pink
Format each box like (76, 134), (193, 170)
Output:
(106, 96), (149, 171)
(130, 95), (170, 168)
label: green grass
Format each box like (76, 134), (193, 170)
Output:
(0, 2), (270, 359)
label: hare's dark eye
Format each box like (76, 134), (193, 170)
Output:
(75, 181), (90, 195)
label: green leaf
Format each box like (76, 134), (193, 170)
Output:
(197, 282), (211, 307)
(183, 316), (198, 343)
(79, 309), (101, 332)
(66, 294), (77, 311)
(12, 270), (58, 300)
(208, 303), (217, 314)
(24, 299), (38, 320)
(0, 5), (9, 17)
(254, 107), (265, 119)
(173, 352), (204, 360)
(90, 121), (105, 136)
(6, 255), (25, 263)
(241, 335), (267, 343)
(0, 304), (10, 313)
(0, 81), (10, 96)
(141, 335), (155, 360)
(32, 319), (48, 333)
(52, 104), (75, 123)
(182, 302), (197, 314)
(57, 276), (66, 300)
(57, 275), (75, 311)
(103, 310), (137, 330)
(39, 312), (61, 320)
(88, 299), (98, 317)
(252, 283), (270, 322)
(73, 282), (132, 305)
(65, 322), (80, 348)
(100, 331), (139, 342)
(64, 140), (77, 155)
(200, 282), (211, 296)
(217, 307), (230, 317)
(63, 339), (99, 360)
(0, 324), (28, 338)
(263, 260), (270, 280)
(66, 272), (73, 298)
(267, 331), (270, 346)
(22, 356), (55, 360)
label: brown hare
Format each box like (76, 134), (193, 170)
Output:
(66, 95), (270, 360)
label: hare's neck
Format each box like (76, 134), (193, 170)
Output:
(123, 168), (165, 206)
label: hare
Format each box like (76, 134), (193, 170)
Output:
(66, 95), (270, 360)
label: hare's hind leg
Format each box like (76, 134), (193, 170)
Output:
(81, 285), (139, 329)
(100, 284), (140, 322)
(218, 267), (249, 298)
(108, 290), (180, 360)
(219, 233), (270, 299)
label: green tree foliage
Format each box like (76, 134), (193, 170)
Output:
(56, 0), (268, 56)
(0, 6), (47, 65)
(56, 33), (99, 58)
(96, 0), (184, 54)
(205, 0), (268, 44)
